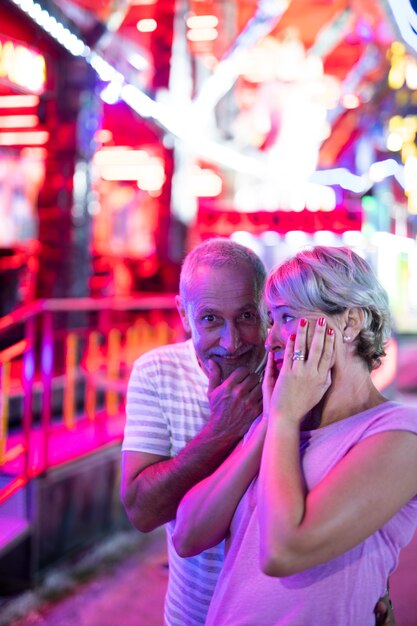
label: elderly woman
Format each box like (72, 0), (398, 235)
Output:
(173, 246), (417, 626)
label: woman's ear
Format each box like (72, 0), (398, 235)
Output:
(175, 295), (191, 333)
(342, 307), (364, 342)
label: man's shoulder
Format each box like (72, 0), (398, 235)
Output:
(131, 339), (200, 379)
(134, 339), (193, 365)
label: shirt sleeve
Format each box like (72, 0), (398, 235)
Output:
(362, 402), (417, 440)
(122, 352), (172, 457)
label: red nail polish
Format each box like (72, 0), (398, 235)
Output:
(327, 328), (334, 336)
(300, 318), (308, 327)
(318, 317), (326, 327)
(290, 333), (296, 341)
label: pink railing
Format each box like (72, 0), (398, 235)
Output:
(0, 296), (183, 505)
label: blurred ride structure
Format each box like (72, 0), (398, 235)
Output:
(0, 295), (183, 593)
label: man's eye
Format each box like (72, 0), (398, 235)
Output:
(202, 314), (215, 322)
(241, 311), (257, 322)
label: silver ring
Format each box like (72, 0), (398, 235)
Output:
(292, 350), (305, 361)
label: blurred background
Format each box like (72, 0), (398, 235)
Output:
(2, 0), (417, 314)
(1, 0), (417, 624)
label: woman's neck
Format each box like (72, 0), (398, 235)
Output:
(302, 364), (387, 430)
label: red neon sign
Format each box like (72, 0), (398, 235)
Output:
(0, 37), (46, 94)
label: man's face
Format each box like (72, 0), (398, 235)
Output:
(176, 264), (267, 381)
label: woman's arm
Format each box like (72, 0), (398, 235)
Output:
(259, 425), (417, 576)
(173, 417), (266, 557)
(258, 320), (417, 576)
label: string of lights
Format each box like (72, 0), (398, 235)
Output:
(6, 0), (408, 195)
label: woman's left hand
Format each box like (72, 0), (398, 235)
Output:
(265, 317), (335, 425)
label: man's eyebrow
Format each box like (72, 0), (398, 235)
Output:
(195, 306), (218, 314)
(196, 303), (258, 314)
(236, 303), (259, 312)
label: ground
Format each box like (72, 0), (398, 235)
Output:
(0, 528), (168, 626)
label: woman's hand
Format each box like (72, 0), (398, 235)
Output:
(266, 317), (335, 425)
(173, 415), (267, 557)
(262, 351), (280, 419)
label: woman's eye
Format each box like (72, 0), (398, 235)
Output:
(282, 313), (296, 324)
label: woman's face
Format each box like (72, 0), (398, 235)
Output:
(265, 296), (340, 370)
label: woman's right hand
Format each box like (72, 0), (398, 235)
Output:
(262, 350), (280, 420)
(265, 319), (335, 426)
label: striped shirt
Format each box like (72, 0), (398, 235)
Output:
(122, 339), (224, 626)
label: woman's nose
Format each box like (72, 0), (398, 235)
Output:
(265, 326), (279, 352)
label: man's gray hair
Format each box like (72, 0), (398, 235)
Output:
(179, 237), (267, 307)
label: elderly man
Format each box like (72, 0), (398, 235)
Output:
(120, 237), (394, 626)
(121, 237), (266, 625)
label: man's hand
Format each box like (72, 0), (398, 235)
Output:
(207, 360), (262, 441)
(374, 592), (396, 626)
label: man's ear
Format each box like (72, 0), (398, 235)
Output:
(343, 307), (364, 342)
(175, 295), (191, 333)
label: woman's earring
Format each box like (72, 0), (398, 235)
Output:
(343, 335), (351, 342)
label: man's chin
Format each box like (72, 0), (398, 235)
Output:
(215, 360), (239, 381)
(211, 353), (262, 381)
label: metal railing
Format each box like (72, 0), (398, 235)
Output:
(0, 295), (184, 505)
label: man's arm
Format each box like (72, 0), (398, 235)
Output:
(121, 426), (242, 533)
(121, 362), (262, 533)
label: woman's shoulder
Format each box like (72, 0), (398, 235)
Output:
(362, 400), (417, 437)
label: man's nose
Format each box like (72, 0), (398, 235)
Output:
(219, 323), (241, 352)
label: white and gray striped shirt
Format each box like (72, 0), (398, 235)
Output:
(122, 339), (224, 626)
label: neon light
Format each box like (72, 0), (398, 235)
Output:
(63, 333), (77, 430)
(10, 0), (89, 58)
(405, 59), (417, 89)
(386, 2), (417, 55)
(0, 340), (28, 363)
(100, 81), (122, 104)
(136, 161), (166, 191)
(21, 146), (47, 158)
(0, 37), (46, 94)
(94, 148), (148, 166)
(0, 95), (39, 108)
(342, 94), (360, 109)
(0, 115), (38, 128)
(8, 0), (406, 200)
(186, 15), (219, 29)
(190, 167), (222, 197)
(310, 160), (406, 194)
(99, 165), (145, 181)
(404, 156), (417, 192)
(0, 130), (49, 145)
(136, 19), (157, 33)
(187, 28), (218, 42)
(94, 129), (113, 144)
(128, 52), (149, 71)
(387, 132), (403, 152)
(0, 477), (27, 505)
(369, 159), (400, 183)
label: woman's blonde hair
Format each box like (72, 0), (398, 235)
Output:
(265, 246), (392, 371)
